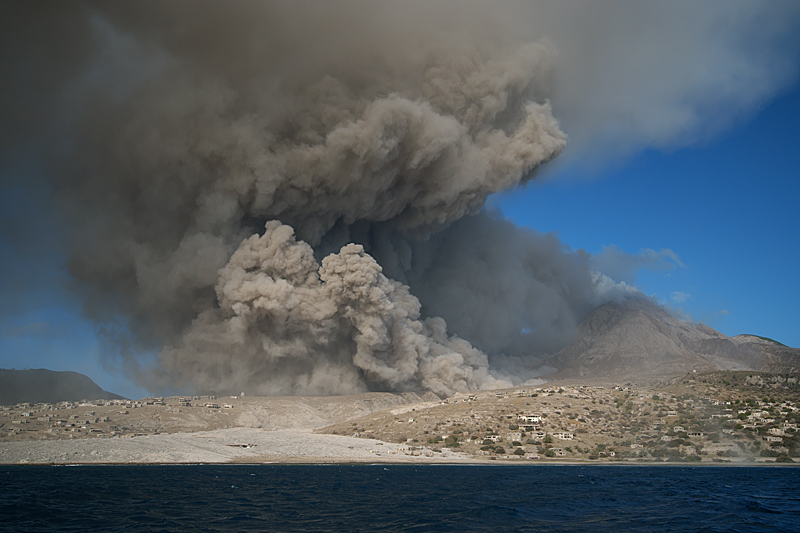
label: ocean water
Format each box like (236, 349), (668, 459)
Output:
(1, 464), (798, 532)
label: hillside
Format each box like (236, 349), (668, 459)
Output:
(0, 369), (124, 406)
(2, 372), (799, 464)
(543, 298), (798, 382)
(319, 371), (800, 463)
(732, 335), (800, 374)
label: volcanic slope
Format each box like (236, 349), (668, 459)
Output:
(544, 297), (800, 383)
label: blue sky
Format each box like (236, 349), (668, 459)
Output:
(495, 81), (800, 348)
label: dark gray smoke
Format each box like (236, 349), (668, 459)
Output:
(3, 1), (799, 395)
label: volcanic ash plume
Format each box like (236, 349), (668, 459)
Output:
(164, 221), (499, 396)
(4, 2), (799, 396)
(25, 3), (569, 396)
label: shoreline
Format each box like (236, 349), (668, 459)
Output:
(3, 460), (797, 467)
(1, 427), (795, 467)
(4, 379), (798, 467)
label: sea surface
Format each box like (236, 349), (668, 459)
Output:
(1, 464), (798, 532)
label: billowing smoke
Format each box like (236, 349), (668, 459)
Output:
(164, 221), (505, 396)
(43, 1), (568, 396)
(3, 1), (799, 396)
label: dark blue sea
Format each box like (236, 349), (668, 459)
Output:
(1, 464), (798, 532)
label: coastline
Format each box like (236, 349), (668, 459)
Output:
(1, 427), (794, 467)
(0, 427), (468, 466)
(3, 378), (799, 467)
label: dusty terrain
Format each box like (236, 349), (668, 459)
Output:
(0, 391), (467, 464)
(320, 372), (800, 464)
(0, 427), (469, 465)
(1, 372), (799, 465)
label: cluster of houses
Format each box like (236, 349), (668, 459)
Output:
(1, 399), (124, 439)
(359, 381), (799, 462)
(0, 394), (234, 441)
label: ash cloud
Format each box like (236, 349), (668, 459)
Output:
(164, 221), (501, 396)
(3, 1), (799, 396)
(16, 1), (567, 396)
(533, 0), (800, 166)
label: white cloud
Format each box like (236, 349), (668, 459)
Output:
(670, 291), (691, 304)
(591, 271), (644, 304)
(590, 245), (684, 284)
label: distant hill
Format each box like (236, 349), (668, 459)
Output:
(0, 369), (125, 405)
(732, 334), (786, 347)
(544, 297), (800, 382)
(731, 335), (800, 374)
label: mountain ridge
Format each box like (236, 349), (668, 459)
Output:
(542, 297), (798, 382)
(0, 369), (125, 406)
